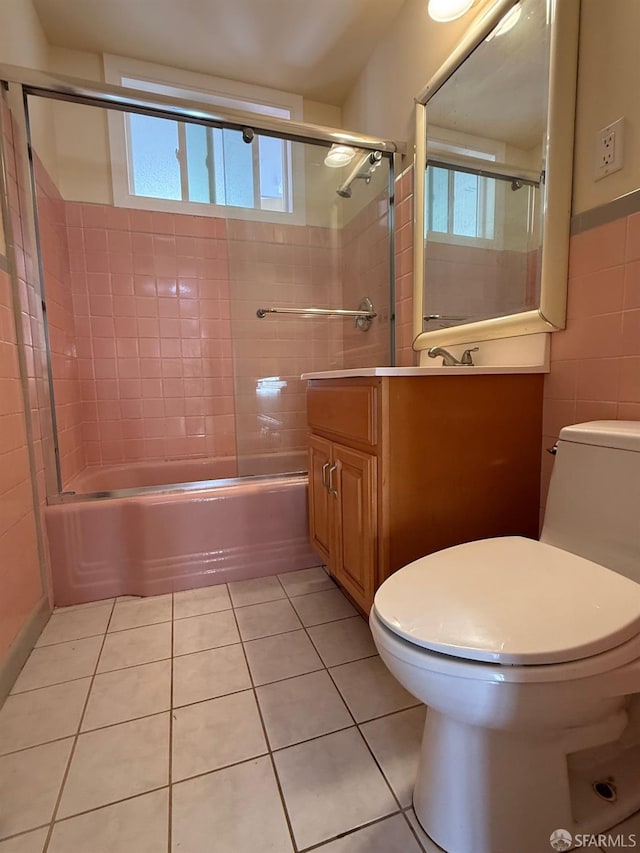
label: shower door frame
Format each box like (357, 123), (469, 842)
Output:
(0, 63), (404, 504)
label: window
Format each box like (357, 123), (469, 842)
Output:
(126, 115), (289, 211)
(425, 129), (505, 246)
(426, 143), (498, 242)
(426, 164), (496, 240)
(104, 56), (303, 220)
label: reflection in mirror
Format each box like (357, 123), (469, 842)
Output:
(413, 0), (579, 348)
(424, 0), (548, 330)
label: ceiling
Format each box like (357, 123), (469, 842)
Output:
(32, 0), (409, 105)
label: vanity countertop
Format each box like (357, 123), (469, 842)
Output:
(301, 365), (549, 379)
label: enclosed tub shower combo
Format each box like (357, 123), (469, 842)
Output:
(0, 67), (398, 605)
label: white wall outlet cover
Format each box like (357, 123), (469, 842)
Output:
(594, 117), (625, 181)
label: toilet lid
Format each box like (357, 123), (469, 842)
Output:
(374, 537), (640, 665)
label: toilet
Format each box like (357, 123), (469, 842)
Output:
(370, 421), (640, 853)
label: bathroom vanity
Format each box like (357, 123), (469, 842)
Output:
(304, 368), (544, 613)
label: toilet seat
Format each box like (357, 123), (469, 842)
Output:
(374, 536), (640, 666)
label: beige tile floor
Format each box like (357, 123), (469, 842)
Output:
(0, 566), (443, 853)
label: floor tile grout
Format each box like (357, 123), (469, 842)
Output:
(44, 785), (171, 832)
(298, 809), (405, 853)
(41, 596), (118, 853)
(226, 584), (301, 853)
(0, 693), (421, 764)
(4, 571), (418, 850)
(297, 616), (410, 827)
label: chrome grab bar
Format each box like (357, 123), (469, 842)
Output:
(424, 314), (469, 321)
(257, 297), (375, 331)
(257, 306), (374, 318)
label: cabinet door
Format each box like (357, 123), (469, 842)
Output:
(308, 435), (332, 563)
(332, 444), (377, 612)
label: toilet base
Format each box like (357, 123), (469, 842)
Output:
(413, 709), (574, 853)
(413, 710), (640, 853)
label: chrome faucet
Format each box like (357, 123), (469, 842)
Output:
(427, 346), (479, 366)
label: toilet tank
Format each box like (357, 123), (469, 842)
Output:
(540, 421), (640, 582)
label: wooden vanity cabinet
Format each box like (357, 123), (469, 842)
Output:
(307, 374), (544, 613)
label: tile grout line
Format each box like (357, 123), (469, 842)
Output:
(0, 678), (418, 763)
(26, 786), (171, 836)
(401, 806), (438, 853)
(2, 574), (414, 849)
(7, 574), (629, 851)
(296, 604), (422, 848)
(38, 577), (341, 651)
(234, 573), (412, 850)
(302, 585), (430, 853)
(297, 810), (406, 853)
(40, 597), (118, 853)
(228, 574), (301, 853)
(3, 624), (381, 758)
(303, 622), (405, 792)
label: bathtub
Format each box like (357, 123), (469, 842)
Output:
(64, 452), (307, 493)
(64, 457), (240, 493)
(46, 468), (319, 606)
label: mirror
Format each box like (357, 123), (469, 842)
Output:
(413, 0), (579, 349)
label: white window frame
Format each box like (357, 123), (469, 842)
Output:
(425, 125), (506, 249)
(104, 55), (306, 224)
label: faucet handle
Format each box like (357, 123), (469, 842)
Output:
(460, 347), (479, 365)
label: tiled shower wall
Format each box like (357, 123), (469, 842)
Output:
(226, 219), (340, 468)
(62, 203), (236, 474)
(425, 242), (538, 322)
(0, 265), (44, 659)
(35, 159), (85, 482)
(342, 190), (391, 369)
(394, 167), (416, 367)
(0, 98), (48, 663)
(34, 165), (392, 485)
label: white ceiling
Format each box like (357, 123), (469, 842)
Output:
(33, 0), (409, 104)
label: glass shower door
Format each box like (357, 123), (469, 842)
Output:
(227, 138), (392, 477)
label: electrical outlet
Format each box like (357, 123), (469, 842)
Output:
(595, 118), (625, 181)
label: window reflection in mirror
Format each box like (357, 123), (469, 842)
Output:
(423, 0), (548, 331)
(413, 0), (578, 349)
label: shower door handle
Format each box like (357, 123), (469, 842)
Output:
(328, 465), (338, 496)
(321, 462), (330, 488)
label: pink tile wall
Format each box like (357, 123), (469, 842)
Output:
(425, 242), (535, 322)
(0, 97), (48, 661)
(63, 203), (236, 478)
(541, 213), (640, 507)
(2, 102), (52, 512)
(31, 160), (395, 482)
(226, 219), (340, 465)
(34, 159), (85, 482)
(394, 167), (416, 366)
(0, 266), (44, 660)
(341, 190), (391, 369)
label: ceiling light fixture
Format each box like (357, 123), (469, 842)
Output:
(324, 145), (357, 168)
(427, 0), (475, 23)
